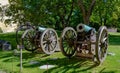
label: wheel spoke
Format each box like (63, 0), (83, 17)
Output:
(27, 32), (32, 39)
(66, 46), (70, 54)
(48, 31), (50, 38)
(43, 41), (47, 44)
(49, 44), (54, 51)
(51, 36), (56, 41)
(102, 37), (107, 43)
(66, 31), (69, 37)
(45, 32), (49, 39)
(45, 44), (49, 52)
(44, 34), (48, 40)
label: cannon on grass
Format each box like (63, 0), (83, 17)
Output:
(16, 22), (58, 54)
(60, 23), (108, 64)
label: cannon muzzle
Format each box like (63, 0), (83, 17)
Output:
(38, 27), (46, 32)
(77, 23), (93, 33)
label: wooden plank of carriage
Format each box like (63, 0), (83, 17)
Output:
(35, 48), (45, 54)
(75, 52), (94, 60)
(55, 38), (61, 52)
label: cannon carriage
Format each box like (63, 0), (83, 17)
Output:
(60, 23), (108, 64)
(16, 23), (58, 54)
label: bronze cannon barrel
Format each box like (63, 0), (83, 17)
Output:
(38, 27), (46, 32)
(77, 23), (93, 33)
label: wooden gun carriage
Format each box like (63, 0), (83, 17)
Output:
(16, 23), (58, 54)
(60, 23), (108, 64)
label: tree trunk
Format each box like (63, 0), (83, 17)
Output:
(99, 10), (102, 25)
(78, 0), (96, 25)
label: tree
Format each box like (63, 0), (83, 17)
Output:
(2, 0), (76, 29)
(0, 4), (9, 24)
(78, 0), (96, 24)
(6, 0), (48, 25)
(2, 0), (120, 30)
(91, 0), (120, 27)
(44, 0), (75, 29)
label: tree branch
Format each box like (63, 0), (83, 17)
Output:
(78, 0), (96, 24)
(78, 0), (87, 23)
(66, 0), (74, 25)
(87, 0), (96, 17)
(78, 0), (86, 17)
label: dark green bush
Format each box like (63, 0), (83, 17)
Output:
(117, 28), (120, 32)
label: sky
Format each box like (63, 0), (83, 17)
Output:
(0, 0), (8, 5)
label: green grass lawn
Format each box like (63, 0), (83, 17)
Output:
(0, 32), (120, 73)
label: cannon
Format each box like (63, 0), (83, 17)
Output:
(60, 23), (108, 64)
(16, 23), (58, 54)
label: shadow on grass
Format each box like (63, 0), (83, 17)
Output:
(1, 51), (38, 62)
(0, 51), (116, 73)
(109, 34), (120, 45)
(99, 68), (116, 73)
(47, 58), (100, 73)
(40, 58), (116, 73)
(22, 56), (99, 73)
(20, 52), (116, 73)
(0, 52), (13, 58)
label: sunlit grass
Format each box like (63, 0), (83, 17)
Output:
(0, 32), (120, 73)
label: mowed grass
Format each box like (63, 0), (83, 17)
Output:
(0, 32), (120, 73)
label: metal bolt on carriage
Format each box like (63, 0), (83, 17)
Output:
(16, 22), (58, 54)
(60, 23), (108, 64)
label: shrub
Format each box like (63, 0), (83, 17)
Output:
(0, 27), (3, 33)
(117, 28), (120, 32)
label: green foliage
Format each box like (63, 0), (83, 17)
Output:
(6, 0), (47, 25)
(117, 28), (120, 32)
(4, 0), (80, 30)
(1, 0), (120, 30)
(91, 0), (120, 28)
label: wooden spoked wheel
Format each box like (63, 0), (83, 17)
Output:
(16, 24), (34, 45)
(95, 26), (108, 64)
(60, 27), (77, 58)
(22, 29), (37, 52)
(40, 28), (58, 54)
